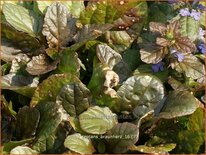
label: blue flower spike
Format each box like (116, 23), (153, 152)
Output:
(197, 42), (205, 54)
(152, 62), (164, 73)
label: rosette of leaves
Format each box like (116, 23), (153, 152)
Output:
(140, 20), (205, 81)
(140, 21), (196, 64)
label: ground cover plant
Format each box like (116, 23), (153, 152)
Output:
(1, 0), (205, 154)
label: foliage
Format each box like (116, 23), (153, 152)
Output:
(1, 1), (205, 154)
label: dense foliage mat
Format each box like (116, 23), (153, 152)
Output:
(1, 0), (205, 154)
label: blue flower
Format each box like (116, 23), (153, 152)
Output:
(152, 62), (164, 73)
(173, 52), (185, 62)
(197, 4), (205, 11)
(190, 9), (201, 21)
(179, 8), (190, 16)
(197, 42), (205, 54)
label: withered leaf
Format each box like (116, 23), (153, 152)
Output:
(103, 70), (119, 97)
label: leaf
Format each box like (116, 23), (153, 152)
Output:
(64, 133), (96, 154)
(32, 133), (56, 153)
(1, 39), (22, 62)
(35, 101), (62, 139)
(168, 76), (188, 91)
(35, 1), (54, 13)
(57, 49), (80, 76)
(148, 5), (167, 23)
(15, 106), (40, 140)
(56, 82), (91, 117)
(134, 64), (169, 82)
(122, 49), (141, 71)
(1, 23), (41, 52)
(79, 1), (117, 24)
(0, 0), (19, 10)
(158, 91), (198, 119)
(42, 2), (76, 50)
(96, 44), (122, 69)
(68, 117), (85, 134)
(173, 35), (196, 53)
(113, 60), (132, 83)
(179, 16), (200, 42)
(149, 22), (167, 35)
(45, 48), (59, 60)
(33, 124), (69, 154)
(176, 130), (204, 154)
(26, 54), (59, 75)
(148, 2), (175, 23)
(117, 74), (165, 113)
(36, 1), (84, 17)
(174, 108), (204, 153)
(65, 1), (85, 18)
(74, 24), (113, 43)
(9, 53), (30, 74)
(187, 108), (204, 131)
(105, 31), (134, 52)
(129, 144), (176, 154)
(79, 106), (117, 134)
(1, 74), (39, 97)
(1, 95), (16, 118)
(10, 146), (38, 154)
(173, 54), (205, 80)
(140, 45), (168, 64)
(2, 139), (34, 154)
(3, 3), (40, 36)
(30, 74), (80, 107)
(1, 63), (11, 76)
(152, 108), (204, 154)
(156, 37), (170, 47)
(105, 122), (139, 153)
